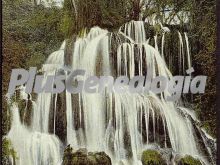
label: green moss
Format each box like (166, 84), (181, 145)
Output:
(2, 138), (17, 164)
(62, 146), (111, 165)
(178, 155), (202, 165)
(141, 150), (166, 165)
(78, 28), (88, 38)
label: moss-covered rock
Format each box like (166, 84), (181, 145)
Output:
(141, 150), (166, 165)
(2, 138), (17, 165)
(62, 145), (112, 165)
(177, 155), (202, 165)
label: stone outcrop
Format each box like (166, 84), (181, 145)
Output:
(62, 145), (112, 165)
(176, 155), (203, 165)
(141, 149), (166, 165)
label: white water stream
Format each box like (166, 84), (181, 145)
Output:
(7, 21), (213, 165)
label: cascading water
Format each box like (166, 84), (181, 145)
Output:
(7, 21), (215, 165)
(7, 42), (66, 165)
(7, 102), (62, 165)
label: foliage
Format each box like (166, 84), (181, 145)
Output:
(2, 0), (64, 135)
(61, 0), (134, 37)
(190, 0), (217, 136)
(142, 0), (192, 25)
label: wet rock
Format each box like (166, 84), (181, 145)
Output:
(144, 23), (156, 38)
(176, 155), (202, 165)
(92, 152), (112, 165)
(141, 149), (166, 165)
(64, 36), (76, 66)
(62, 145), (112, 165)
(51, 92), (67, 142)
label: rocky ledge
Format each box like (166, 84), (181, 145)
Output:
(141, 149), (204, 165)
(62, 146), (204, 165)
(62, 145), (112, 165)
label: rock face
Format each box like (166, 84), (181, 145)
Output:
(141, 150), (166, 165)
(62, 145), (112, 165)
(176, 155), (202, 165)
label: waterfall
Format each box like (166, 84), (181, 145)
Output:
(7, 42), (66, 165)
(7, 103), (62, 165)
(32, 41), (65, 132)
(184, 32), (192, 69)
(119, 21), (146, 44)
(7, 21), (215, 165)
(64, 22), (203, 164)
